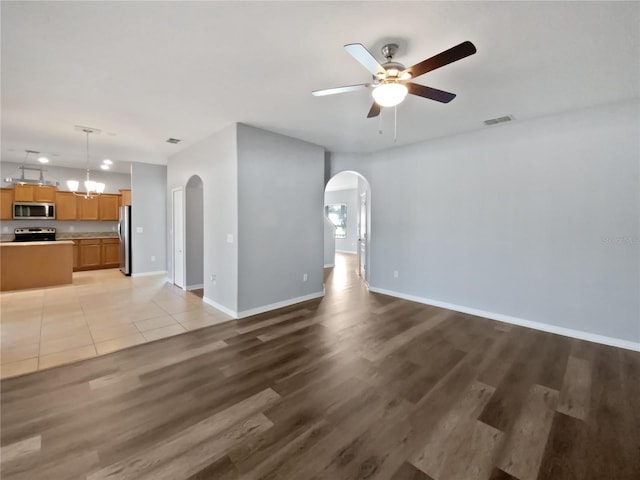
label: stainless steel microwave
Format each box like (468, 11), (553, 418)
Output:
(13, 202), (55, 219)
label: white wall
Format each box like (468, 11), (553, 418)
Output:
(237, 124), (325, 315)
(324, 188), (358, 253)
(329, 100), (640, 347)
(167, 125), (238, 314)
(131, 162), (167, 275)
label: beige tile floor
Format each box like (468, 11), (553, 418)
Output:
(0, 269), (232, 379)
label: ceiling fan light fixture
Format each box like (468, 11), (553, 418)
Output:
(372, 82), (408, 107)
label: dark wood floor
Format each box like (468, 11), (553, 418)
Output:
(1, 253), (639, 480)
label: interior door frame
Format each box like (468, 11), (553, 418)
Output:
(171, 187), (186, 289)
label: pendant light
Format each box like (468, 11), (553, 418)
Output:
(67, 128), (105, 198)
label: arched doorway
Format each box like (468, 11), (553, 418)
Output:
(324, 171), (372, 285)
(185, 175), (204, 295)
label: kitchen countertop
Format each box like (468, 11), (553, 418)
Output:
(0, 232), (118, 242)
(0, 241), (74, 246)
(56, 232), (118, 240)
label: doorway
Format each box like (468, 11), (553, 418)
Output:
(172, 188), (184, 289)
(185, 175), (204, 293)
(324, 171), (371, 285)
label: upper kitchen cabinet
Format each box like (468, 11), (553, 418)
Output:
(119, 189), (131, 206)
(76, 196), (99, 220)
(55, 191), (77, 220)
(99, 194), (119, 220)
(13, 184), (56, 202)
(1, 188), (13, 220)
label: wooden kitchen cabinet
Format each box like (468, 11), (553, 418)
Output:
(99, 194), (119, 220)
(119, 189), (131, 206)
(55, 192), (77, 220)
(34, 186), (56, 202)
(101, 238), (120, 267)
(0, 188), (13, 220)
(13, 184), (34, 201)
(78, 239), (101, 268)
(13, 184), (56, 202)
(74, 238), (120, 271)
(72, 241), (79, 269)
(76, 196), (99, 220)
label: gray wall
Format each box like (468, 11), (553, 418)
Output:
(329, 100), (639, 345)
(131, 162), (167, 274)
(167, 125), (238, 313)
(237, 124), (325, 314)
(185, 175), (204, 288)
(324, 216), (336, 267)
(324, 188), (358, 253)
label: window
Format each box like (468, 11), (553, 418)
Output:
(325, 203), (347, 239)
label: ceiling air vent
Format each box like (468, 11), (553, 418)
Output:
(166, 138), (182, 144)
(483, 115), (514, 126)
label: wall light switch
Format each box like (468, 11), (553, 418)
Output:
(136, 227), (143, 233)
(151, 256), (156, 262)
(393, 270), (399, 278)
(226, 234), (233, 243)
(303, 273), (308, 282)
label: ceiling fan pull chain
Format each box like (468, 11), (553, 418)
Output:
(379, 109), (383, 135)
(394, 105), (397, 143)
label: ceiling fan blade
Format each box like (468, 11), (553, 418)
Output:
(402, 41), (476, 79)
(344, 43), (386, 76)
(312, 83), (372, 96)
(367, 102), (381, 118)
(407, 83), (456, 103)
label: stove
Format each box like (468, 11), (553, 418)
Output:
(13, 227), (57, 242)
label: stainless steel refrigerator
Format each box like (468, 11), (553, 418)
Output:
(118, 205), (132, 276)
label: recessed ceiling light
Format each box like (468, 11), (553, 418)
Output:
(103, 159), (113, 165)
(100, 164), (110, 170)
(38, 157), (49, 163)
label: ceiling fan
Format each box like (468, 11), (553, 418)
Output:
(312, 41), (477, 118)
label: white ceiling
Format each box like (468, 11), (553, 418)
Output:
(1, 1), (638, 174)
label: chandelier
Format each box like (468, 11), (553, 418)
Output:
(67, 128), (105, 198)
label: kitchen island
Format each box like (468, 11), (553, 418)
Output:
(0, 241), (74, 291)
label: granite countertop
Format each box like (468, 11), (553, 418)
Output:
(0, 241), (74, 247)
(0, 232), (118, 242)
(57, 232), (118, 240)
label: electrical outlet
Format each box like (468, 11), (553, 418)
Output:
(151, 256), (156, 262)
(303, 273), (308, 282)
(136, 227), (143, 233)
(393, 270), (399, 278)
(226, 234), (233, 243)
(210, 274), (217, 285)
(69, 226), (74, 232)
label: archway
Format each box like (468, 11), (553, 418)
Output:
(324, 171), (372, 285)
(185, 175), (204, 295)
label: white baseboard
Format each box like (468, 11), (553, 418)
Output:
(187, 284), (204, 290)
(336, 250), (357, 254)
(237, 291), (324, 319)
(131, 270), (168, 278)
(324, 263), (335, 268)
(202, 296), (238, 318)
(368, 286), (640, 352)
